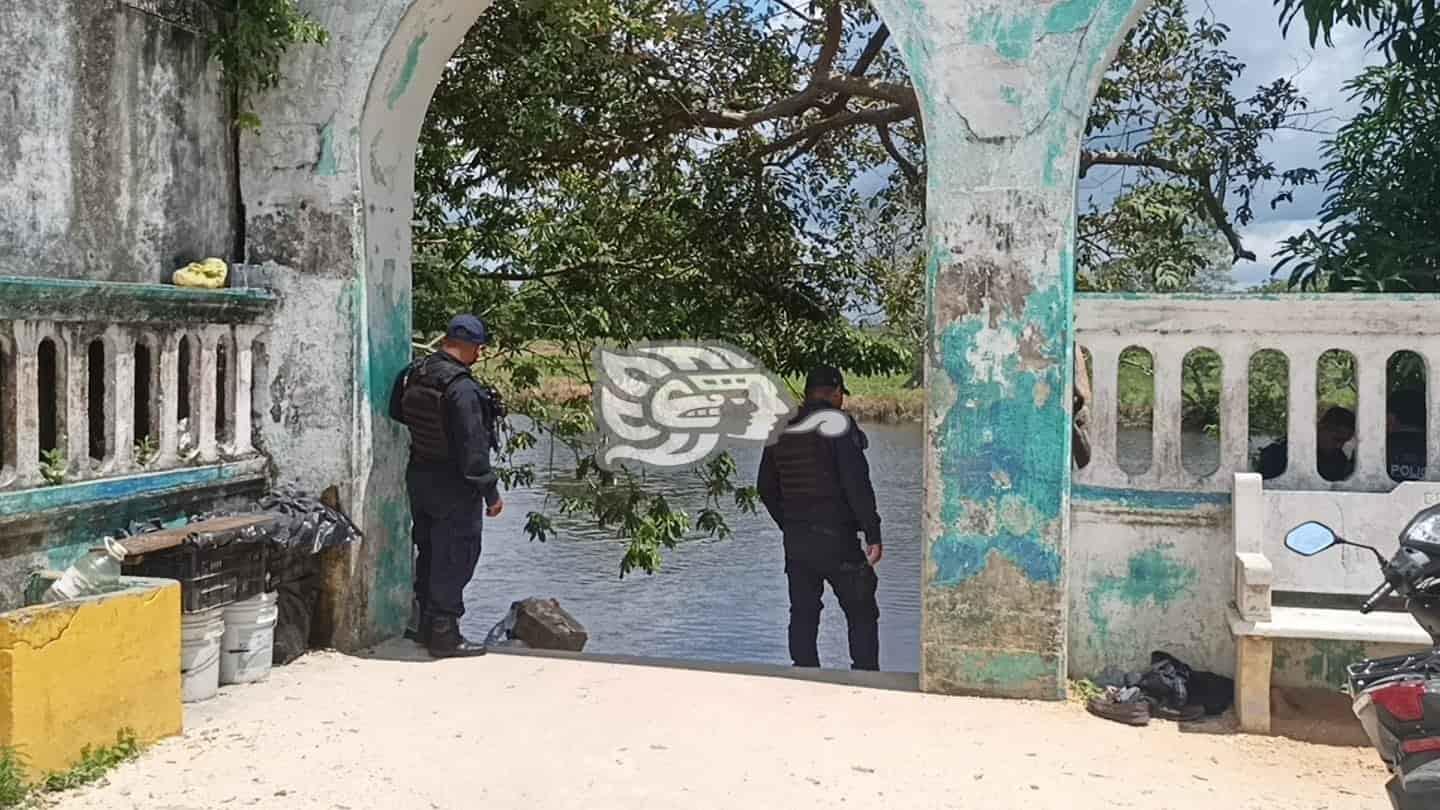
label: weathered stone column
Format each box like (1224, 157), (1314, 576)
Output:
(871, 0), (1150, 698)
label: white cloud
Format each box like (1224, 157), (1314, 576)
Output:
(1230, 217), (1318, 287)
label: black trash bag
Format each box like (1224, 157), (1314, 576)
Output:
(256, 488), (363, 556)
(272, 577), (319, 666)
(1138, 651), (1192, 710)
(1137, 651), (1235, 716)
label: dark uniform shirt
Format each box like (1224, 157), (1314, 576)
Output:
(388, 353), (501, 508)
(756, 402), (881, 563)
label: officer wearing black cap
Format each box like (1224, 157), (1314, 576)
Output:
(388, 314), (504, 658)
(757, 365), (883, 671)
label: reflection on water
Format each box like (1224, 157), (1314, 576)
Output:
(460, 423), (1229, 673)
(462, 422), (924, 672)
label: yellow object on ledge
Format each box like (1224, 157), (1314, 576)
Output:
(0, 577), (182, 779)
(173, 257), (229, 289)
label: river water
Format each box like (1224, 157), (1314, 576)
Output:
(461, 423), (1219, 673)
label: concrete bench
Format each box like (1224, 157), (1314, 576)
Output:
(1229, 473), (1438, 733)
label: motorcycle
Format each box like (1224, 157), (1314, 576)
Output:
(1284, 508), (1440, 809)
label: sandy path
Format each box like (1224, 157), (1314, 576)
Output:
(55, 645), (1389, 810)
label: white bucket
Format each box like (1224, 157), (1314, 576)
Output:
(180, 607), (225, 703)
(219, 592), (278, 685)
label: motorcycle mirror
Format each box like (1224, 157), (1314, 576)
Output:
(1285, 521), (1339, 556)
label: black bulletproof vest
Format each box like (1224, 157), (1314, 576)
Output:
(772, 426), (845, 513)
(400, 354), (471, 464)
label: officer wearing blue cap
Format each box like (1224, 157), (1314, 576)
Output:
(757, 364), (883, 671)
(388, 314), (504, 658)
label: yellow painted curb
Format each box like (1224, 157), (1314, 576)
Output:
(0, 577), (182, 778)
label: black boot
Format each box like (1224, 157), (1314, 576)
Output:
(427, 615), (486, 658)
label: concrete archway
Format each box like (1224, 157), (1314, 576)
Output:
(246, 0), (1151, 696)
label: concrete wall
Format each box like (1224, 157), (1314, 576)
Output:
(0, 0), (236, 283)
(1069, 294), (1440, 688)
(1069, 491), (1428, 689)
(1069, 491), (1233, 679)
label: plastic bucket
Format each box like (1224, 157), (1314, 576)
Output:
(219, 592), (278, 685)
(180, 607), (225, 703)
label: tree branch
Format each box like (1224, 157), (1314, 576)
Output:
(876, 122), (920, 187)
(1080, 149), (1257, 262)
(849, 24), (890, 78)
(760, 105), (912, 156)
(815, 75), (917, 109)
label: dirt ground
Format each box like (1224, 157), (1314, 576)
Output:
(54, 644), (1390, 810)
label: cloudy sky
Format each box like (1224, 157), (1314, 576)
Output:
(1078, 0), (1379, 288)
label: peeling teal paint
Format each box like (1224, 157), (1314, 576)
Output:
(957, 650), (1055, 689)
(999, 85), (1022, 107)
(362, 255), (414, 639)
(0, 463), (260, 518)
(930, 280), (1069, 587)
(967, 8), (1039, 61)
(967, 9), (1001, 44)
(1042, 139), (1065, 188)
(1071, 485), (1231, 510)
(0, 276), (276, 325)
(1302, 640), (1367, 690)
(387, 33), (429, 110)
(365, 260), (410, 414)
(1087, 544), (1197, 644)
(45, 542), (89, 572)
(372, 495), (412, 633)
(316, 123), (338, 176)
(1044, 0), (1102, 33)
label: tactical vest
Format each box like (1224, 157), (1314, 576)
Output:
(400, 354), (472, 464)
(772, 416), (847, 511)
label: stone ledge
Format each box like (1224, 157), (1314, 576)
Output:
(0, 275), (278, 325)
(0, 458), (269, 520)
(0, 460), (270, 567)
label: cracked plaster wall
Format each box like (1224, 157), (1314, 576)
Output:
(0, 0), (237, 283)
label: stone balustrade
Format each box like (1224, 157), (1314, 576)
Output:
(1074, 294), (1440, 493)
(0, 277), (276, 494)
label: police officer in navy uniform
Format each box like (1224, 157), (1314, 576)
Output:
(757, 365), (883, 671)
(388, 314), (504, 658)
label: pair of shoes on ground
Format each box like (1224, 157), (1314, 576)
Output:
(1086, 685), (1204, 726)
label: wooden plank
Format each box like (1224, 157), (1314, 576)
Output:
(118, 515), (276, 557)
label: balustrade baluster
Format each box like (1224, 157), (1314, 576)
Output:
(1152, 342), (1185, 485)
(111, 327), (135, 471)
(197, 328), (220, 463)
(1353, 348), (1391, 489)
(232, 328), (259, 456)
(12, 322), (40, 488)
(61, 325), (87, 480)
(157, 332), (182, 465)
(1278, 348), (1320, 489)
(1218, 342), (1251, 479)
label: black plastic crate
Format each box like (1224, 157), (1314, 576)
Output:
(124, 540), (268, 613)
